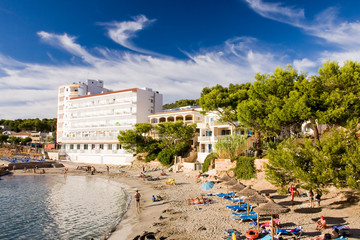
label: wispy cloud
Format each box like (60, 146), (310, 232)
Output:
(244, 0), (304, 26)
(99, 15), (159, 56)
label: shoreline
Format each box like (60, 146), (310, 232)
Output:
(6, 161), (167, 240)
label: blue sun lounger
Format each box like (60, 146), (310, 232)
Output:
(232, 210), (256, 216)
(232, 214), (257, 221)
(216, 192), (235, 197)
(226, 203), (251, 211)
(268, 226), (303, 238)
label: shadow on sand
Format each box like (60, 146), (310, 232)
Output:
(294, 207), (322, 214)
(279, 200), (303, 206)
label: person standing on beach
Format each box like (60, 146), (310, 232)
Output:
(106, 165), (110, 174)
(134, 190), (141, 214)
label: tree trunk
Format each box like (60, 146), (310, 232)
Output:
(254, 131), (262, 156)
(310, 119), (319, 140)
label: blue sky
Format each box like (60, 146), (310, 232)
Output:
(1, 0), (360, 119)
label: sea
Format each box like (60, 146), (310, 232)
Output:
(0, 174), (129, 240)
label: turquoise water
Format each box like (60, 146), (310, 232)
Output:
(0, 175), (129, 240)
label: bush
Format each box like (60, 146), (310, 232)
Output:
(202, 152), (217, 173)
(157, 147), (175, 166)
(145, 152), (157, 162)
(233, 156), (256, 180)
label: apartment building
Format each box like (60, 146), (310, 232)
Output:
(57, 80), (162, 165)
(148, 107), (235, 163)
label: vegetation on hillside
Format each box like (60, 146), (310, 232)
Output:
(0, 118), (57, 132)
(162, 99), (199, 110)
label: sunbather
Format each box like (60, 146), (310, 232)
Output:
(316, 216), (328, 231)
(309, 229), (339, 240)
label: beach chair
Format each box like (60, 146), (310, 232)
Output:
(226, 203), (248, 209)
(270, 226), (303, 238)
(232, 214), (257, 222)
(216, 192), (235, 197)
(232, 210), (256, 216)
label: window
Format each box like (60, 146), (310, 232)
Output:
(84, 144), (88, 150)
(99, 144), (104, 149)
(70, 144), (74, 150)
(206, 131), (212, 136)
(108, 144), (112, 150)
(91, 144), (95, 150)
(77, 144), (80, 150)
(117, 144), (121, 150)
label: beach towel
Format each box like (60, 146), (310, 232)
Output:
(332, 226), (350, 230)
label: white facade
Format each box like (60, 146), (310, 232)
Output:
(148, 107), (235, 164)
(57, 81), (162, 165)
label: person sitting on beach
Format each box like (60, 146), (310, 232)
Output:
(316, 216), (327, 230)
(160, 170), (167, 176)
(309, 228), (339, 240)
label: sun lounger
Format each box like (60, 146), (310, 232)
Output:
(267, 226), (303, 238)
(216, 192), (235, 197)
(250, 219), (280, 227)
(226, 203), (248, 209)
(232, 211), (256, 216)
(232, 214), (258, 221)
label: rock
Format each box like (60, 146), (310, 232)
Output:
(198, 226), (206, 231)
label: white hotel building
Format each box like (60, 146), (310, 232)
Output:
(57, 80), (162, 165)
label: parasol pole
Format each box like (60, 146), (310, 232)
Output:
(271, 215), (274, 240)
(257, 213), (260, 232)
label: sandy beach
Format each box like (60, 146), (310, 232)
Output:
(2, 160), (359, 240)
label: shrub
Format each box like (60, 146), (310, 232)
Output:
(233, 156), (255, 180)
(215, 134), (248, 161)
(157, 147), (175, 166)
(202, 152), (217, 173)
(145, 152), (157, 162)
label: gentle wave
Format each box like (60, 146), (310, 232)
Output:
(0, 175), (128, 240)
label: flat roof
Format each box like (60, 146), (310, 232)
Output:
(71, 88), (138, 100)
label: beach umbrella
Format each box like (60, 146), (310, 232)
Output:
(255, 199), (290, 240)
(229, 182), (246, 200)
(201, 181), (215, 191)
(244, 193), (268, 228)
(221, 179), (238, 194)
(238, 185), (259, 208)
(219, 173), (232, 182)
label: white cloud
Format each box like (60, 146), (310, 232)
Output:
(37, 31), (101, 64)
(245, 0), (304, 26)
(293, 58), (317, 73)
(0, 35), (286, 119)
(99, 15), (158, 55)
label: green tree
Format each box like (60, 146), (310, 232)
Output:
(155, 121), (196, 148)
(266, 127), (360, 191)
(8, 136), (21, 145)
(200, 83), (251, 128)
(21, 137), (32, 145)
(237, 65), (305, 152)
(162, 99), (199, 110)
(118, 123), (159, 154)
(0, 134), (9, 146)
